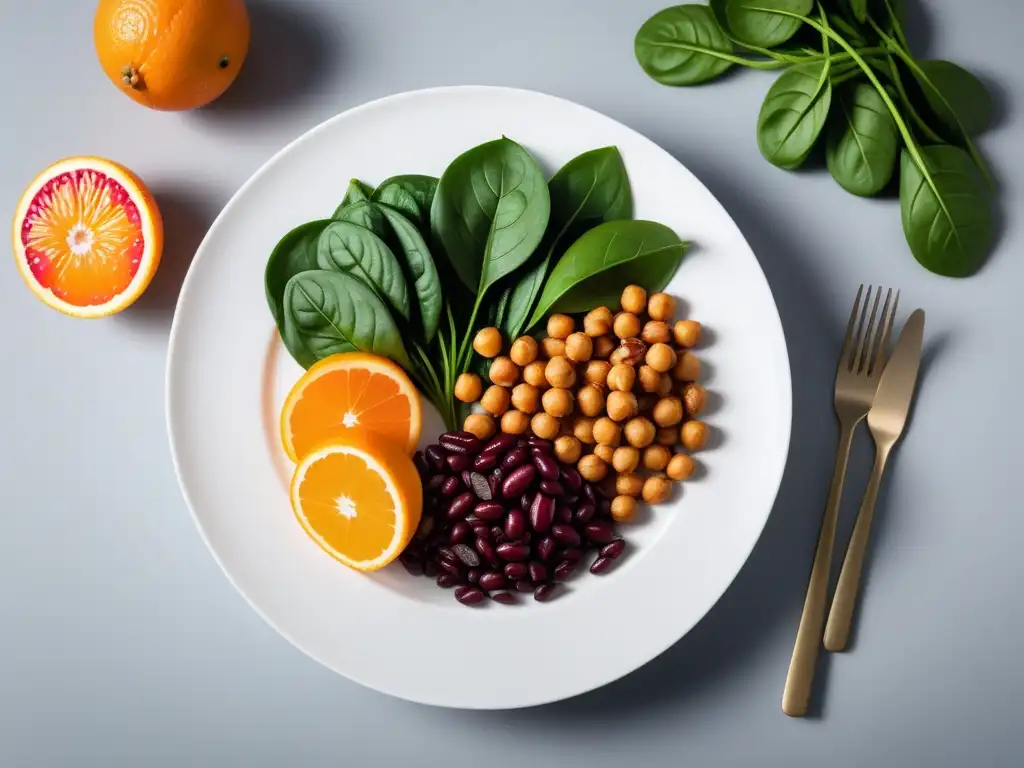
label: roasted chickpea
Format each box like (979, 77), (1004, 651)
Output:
(523, 360), (549, 389)
(554, 435), (583, 464)
(501, 409), (530, 435)
(620, 285), (647, 314)
(610, 495), (638, 523)
(656, 426), (678, 446)
(646, 342), (677, 374)
(577, 384), (606, 418)
(682, 383), (708, 416)
(616, 473), (644, 498)
(642, 444), (672, 472)
(624, 416), (656, 448)
(647, 292), (676, 322)
(584, 306), (613, 337)
(592, 416), (621, 447)
(509, 336), (539, 367)
(454, 373), (483, 403)
(641, 320), (672, 345)
(531, 412), (560, 440)
(593, 335), (616, 359)
(667, 453), (697, 481)
(674, 351), (701, 382)
(656, 373), (674, 397)
(573, 417), (596, 445)
(637, 365), (662, 393)
(607, 363), (636, 392)
(612, 445), (640, 474)
(606, 391), (639, 422)
(464, 412), (496, 440)
(544, 355), (576, 389)
(542, 387), (574, 418)
(510, 383), (540, 414)
(565, 332), (593, 362)
(577, 454), (608, 483)
(489, 356), (519, 387)
(541, 337), (566, 358)
(584, 360), (612, 387)
(673, 319), (702, 348)
(610, 337), (646, 366)
(642, 474), (673, 504)
(613, 311), (642, 340)
(593, 444), (615, 463)
(653, 396), (684, 427)
(681, 420), (709, 451)
(546, 314), (575, 340)
(473, 326), (503, 358)
(480, 384), (511, 416)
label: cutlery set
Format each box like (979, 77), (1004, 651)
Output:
(783, 286), (926, 717)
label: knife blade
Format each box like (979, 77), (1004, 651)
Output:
(868, 308), (925, 444)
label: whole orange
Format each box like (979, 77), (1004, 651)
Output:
(94, 0), (250, 111)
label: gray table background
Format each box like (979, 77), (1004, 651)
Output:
(2, 1), (1021, 765)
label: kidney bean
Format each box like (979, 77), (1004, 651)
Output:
(447, 492), (475, 520)
(534, 584), (558, 602)
(440, 476), (461, 498)
(560, 547), (583, 563)
(468, 472), (491, 500)
(564, 495), (579, 506)
(561, 466), (583, 492)
(451, 543), (481, 568)
(436, 573), (460, 588)
(447, 454), (471, 472)
(461, 470), (473, 489)
(473, 502), (504, 522)
(470, 521), (490, 539)
(466, 568), (482, 584)
(426, 474), (448, 493)
(447, 521), (472, 546)
(584, 521), (615, 544)
(478, 572), (506, 591)
(425, 445), (447, 471)
(455, 586), (486, 605)
(501, 446), (529, 472)
(496, 542), (530, 562)
(424, 559), (439, 578)
(502, 465), (536, 498)
(601, 540), (626, 560)
(504, 562), (529, 580)
(539, 479), (564, 497)
(532, 452), (560, 480)
(489, 526), (505, 544)
(437, 546), (457, 565)
(520, 492), (535, 511)
(492, 591), (518, 605)
(440, 432), (481, 454)
(526, 435), (550, 449)
(590, 556), (614, 575)
(515, 579), (535, 593)
(536, 536), (557, 561)
(574, 503), (596, 525)
(529, 494), (555, 533)
(413, 451), (429, 476)
(482, 433), (517, 455)
(555, 506), (573, 525)
(528, 561), (548, 583)
(551, 524), (581, 547)
(404, 538), (425, 559)
(439, 559), (462, 578)
(505, 509), (526, 540)
(488, 473), (502, 500)
(473, 452), (498, 472)
(475, 537), (500, 566)
(400, 554), (424, 576)
(554, 561), (577, 581)
(582, 484), (598, 505)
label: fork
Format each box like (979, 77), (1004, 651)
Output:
(781, 285), (898, 717)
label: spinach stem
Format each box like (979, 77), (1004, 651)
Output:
(455, 299), (483, 374)
(882, 55), (944, 143)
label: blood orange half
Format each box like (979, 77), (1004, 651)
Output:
(12, 157), (163, 318)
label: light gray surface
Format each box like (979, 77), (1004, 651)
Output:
(1, 0), (1021, 765)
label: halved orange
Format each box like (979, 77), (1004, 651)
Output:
(281, 352), (422, 463)
(291, 435), (422, 571)
(12, 157), (163, 318)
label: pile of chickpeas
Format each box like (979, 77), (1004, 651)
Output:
(453, 285), (709, 524)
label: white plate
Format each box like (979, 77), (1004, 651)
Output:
(166, 86), (791, 709)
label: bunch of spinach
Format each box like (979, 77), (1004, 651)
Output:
(635, 0), (995, 277)
(265, 138), (689, 429)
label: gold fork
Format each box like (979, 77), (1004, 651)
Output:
(782, 285), (898, 717)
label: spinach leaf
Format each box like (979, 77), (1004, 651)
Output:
(710, 0), (813, 49)
(757, 61), (833, 169)
(316, 221), (410, 321)
(915, 60), (993, 137)
(900, 145), (991, 277)
(501, 146), (632, 340)
(430, 137), (550, 299)
(331, 200), (388, 237)
(847, 0), (868, 22)
(635, 5), (735, 86)
(377, 204), (443, 343)
(372, 175), (438, 229)
(826, 83), (898, 196)
(265, 219), (330, 327)
(282, 270), (412, 369)
(339, 179), (373, 209)
(527, 220), (687, 326)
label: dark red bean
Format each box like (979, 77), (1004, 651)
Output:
(561, 467), (583, 492)
(470, 521), (490, 538)
(436, 573), (460, 588)
(492, 591), (519, 605)
(400, 554), (424, 576)
(533, 452), (560, 480)
(515, 579), (534, 593)
(504, 509), (526, 540)
(601, 540), (626, 560)
(440, 476), (461, 498)
(447, 454), (471, 472)
(426, 445), (447, 470)
(489, 526), (505, 544)
(461, 470), (473, 489)
(501, 446), (529, 472)
(529, 493), (555, 533)
(590, 556), (615, 575)
(439, 559), (462, 578)
(551, 524), (581, 546)
(526, 435), (550, 449)
(448, 520), (472, 545)
(528, 561), (548, 582)
(502, 465), (536, 498)
(451, 543), (481, 568)
(534, 583), (558, 602)
(556, 506), (573, 524)
(582, 484), (598, 504)
(554, 560), (577, 581)
(536, 536), (557, 561)
(564, 495), (579, 506)
(504, 562), (529, 580)
(574, 503), (596, 524)
(488, 474), (501, 499)
(539, 479), (564, 496)
(473, 453), (497, 471)
(447, 492), (475, 520)
(425, 474), (448, 493)
(455, 586), (486, 605)
(467, 568), (482, 584)
(414, 451), (429, 476)
(474, 502), (504, 522)
(424, 559), (439, 577)
(585, 521), (615, 544)
(475, 537), (500, 566)
(560, 547), (583, 563)
(478, 572), (506, 591)
(469, 472), (491, 500)
(520, 492), (535, 511)
(440, 432), (481, 454)
(496, 542), (530, 561)
(404, 538), (425, 559)
(437, 546), (457, 565)
(482, 433), (517, 455)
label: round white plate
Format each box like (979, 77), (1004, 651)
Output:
(166, 86), (791, 709)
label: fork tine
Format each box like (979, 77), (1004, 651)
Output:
(850, 285), (876, 373)
(840, 284), (864, 372)
(857, 287), (882, 373)
(868, 288), (895, 376)
(883, 290), (900, 362)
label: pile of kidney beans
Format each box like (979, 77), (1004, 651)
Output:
(403, 431), (626, 606)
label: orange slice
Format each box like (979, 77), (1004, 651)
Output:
(281, 352), (422, 463)
(290, 435), (422, 571)
(12, 157), (163, 318)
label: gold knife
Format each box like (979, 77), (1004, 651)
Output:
(824, 308), (926, 651)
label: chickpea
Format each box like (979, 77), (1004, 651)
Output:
(606, 391), (639, 422)
(531, 412), (561, 440)
(641, 320), (672, 345)
(610, 495), (638, 523)
(577, 384), (606, 418)
(509, 336), (539, 367)
(674, 351), (701, 382)
(523, 360), (549, 389)
(667, 453), (697, 481)
(592, 416), (621, 447)
(542, 387), (574, 418)
(546, 313), (575, 340)
(593, 444), (615, 463)
(489, 356), (519, 387)
(584, 306), (613, 337)
(656, 373), (674, 397)
(480, 384), (511, 416)
(647, 292), (676, 321)
(681, 420), (709, 451)
(593, 335), (616, 359)
(673, 319), (702, 349)
(511, 383), (541, 414)
(616, 473), (644, 498)
(610, 338), (646, 366)
(656, 426), (678, 446)
(646, 342), (677, 374)
(541, 337), (566, 358)
(682, 383), (707, 417)
(554, 435), (583, 464)
(500, 409), (530, 435)
(454, 373), (483, 403)
(473, 326), (503, 358)
(565, 332), (593, 362)
(637, 365), (662, 393)
(544, 355), (576, 389)
(577, 454), (608, 483)
(620, 284), (647, 314)
(607, 363), (636, 392)
(612, 445), (640, 473)
(642, 474), (673, 504)
(624, 416), (656, 448)
(613, 311), (642, 340)
(643, 444), (672, 472)
(653, 396), (684, 427)
(464, 412), (496, 440)
(573, 417), (596, 445)
(584, 360), (612, 387)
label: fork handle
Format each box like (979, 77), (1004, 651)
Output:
(824, 443), (892, 652)
(782, 420), (856, 717)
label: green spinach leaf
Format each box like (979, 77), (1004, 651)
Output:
(635, 5), (735, 86)
(265, 219), (330, 327)
(331, 199), (388, 235)
(710, 0), (813, 49)
(915, 60), (993, 137)
(372, 175), (438, 229)
(377, 204), (443, 343)
(339, 179), (373, 209)
(826, 83), (898, 196)
(316, 221), (410, 321)
(757, 61), (833, 169)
